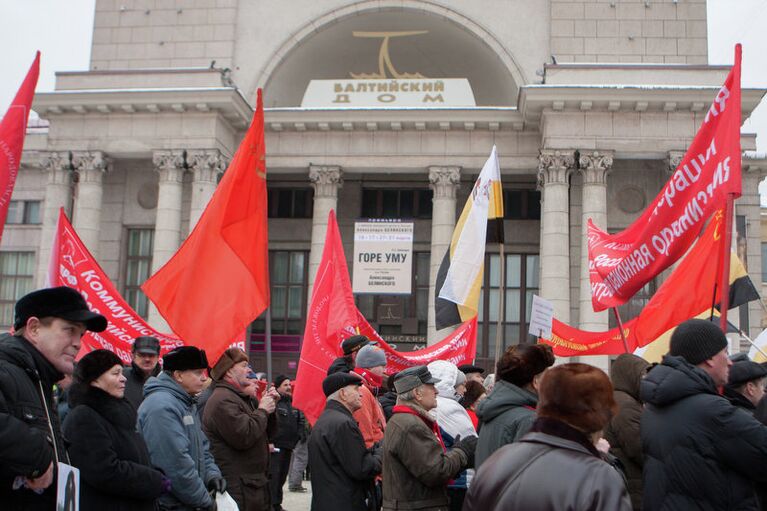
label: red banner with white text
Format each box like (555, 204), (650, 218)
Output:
(47, 209), (183, 363)
(292, 210), (477, 424)
(588, 44), (742, 311)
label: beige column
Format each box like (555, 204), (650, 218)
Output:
(72, 151), (110, 258)
(147, 149), (186, 329)
(36, 151), (73, 287)
(187, 149), (226, 234)
(427, 166), (461, 345)
(537, 150), (576, 324)
(578, 151), (613, 331)
(308, 165), (343, 299)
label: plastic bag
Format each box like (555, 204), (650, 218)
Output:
(215, 491), (239, 511)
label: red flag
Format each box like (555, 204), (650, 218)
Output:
(588, 44), (742, 311)
(544, 318), (638, 357)
(0, 52), (40, 242)
(142, 89), (269, 357)
(292, 210), (477, 424)
(48, 209), (183, 363)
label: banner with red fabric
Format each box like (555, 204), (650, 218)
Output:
(47, 209), (183, 363)
(543, 209), (726, 356)
(0, 52), (40, 242)
(292, 210), (477, 424)
(587, 44), (742, 311)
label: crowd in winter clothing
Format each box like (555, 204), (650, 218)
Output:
(7, 287), (767, 511)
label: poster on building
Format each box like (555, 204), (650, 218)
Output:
(353, 220), (413, 295)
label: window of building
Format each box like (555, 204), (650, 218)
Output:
(476, 253), (539, 359)
(251, 251), (310, 339)
(6, 200), (41, 225)
(124, 229), (154, 319)
(267, 188), (313, 218)
(0, 252), (35, 327)
(361, 189), (433, 219)
(504, 190), (541, 220)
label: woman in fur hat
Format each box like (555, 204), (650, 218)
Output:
(464, 363), (632, 511)
(63, 349), (169, 511)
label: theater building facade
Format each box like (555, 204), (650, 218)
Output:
(2, 0), (766, 373)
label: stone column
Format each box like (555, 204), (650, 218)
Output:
(427, 166), (461, 344)
(72, 151), (110, 258)
(147, 150), (186, 329)
(308, 165), (343, 299)
(36, 151), (73, 286)
(187, 149), (226, 233)
(578, 151), (613, 331)
(537, 150), (576, 324)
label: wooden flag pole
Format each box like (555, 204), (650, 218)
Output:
(612, 307), (630, 353)
(493, 243), (506, 373)
(719, 194), (736, 333)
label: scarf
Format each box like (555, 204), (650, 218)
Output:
(392, 404), (447, 452)
(353, 367), (383, 394)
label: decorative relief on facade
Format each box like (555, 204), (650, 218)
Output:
(39, 151), (74, 185)
(152, 150), (186, 182)
(578, 150), (614, 185)
(350, 31), (428, 79)
(187, 149), (228, 183)
(537, 149), (575, 186)
(309, 165), (343, 197)
(616, 186), (647, 214)
(667, 150), (685, 175)
(428, 166), (461, 199)
(72, 151), (110, 182)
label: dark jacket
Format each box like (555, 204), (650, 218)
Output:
(203, 381), (276, 511)
(327, 356), (353, 375)
(272, 394), (302, 450)
(382, 402), (467, 510)
(475, 379), (537, 468)
(464, 418), (631, 511)
(137, 372), (222, 510)
(0, 333), (69, 510)
(123, 361), (160, 411)
(378, 390), (397, 421)
(724, 385), (767, 510)
(641, 355), (767, 511)
(63, 384), (164, 511)
(308, 399), (381, 511)
(604, 353), (649, 510)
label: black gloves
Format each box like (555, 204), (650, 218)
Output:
(207, 476), (227, 494)
(453, 435), (478, 469)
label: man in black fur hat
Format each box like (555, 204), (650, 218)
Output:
(0, 286), (107, 510)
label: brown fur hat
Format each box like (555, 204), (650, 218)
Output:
(210, 348), (249, 381)
(496, 343), (555, 387)
(537, 363), (617, 434)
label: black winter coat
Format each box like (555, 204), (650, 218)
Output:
(272, 395), (303, 449)
(378, 391), (397, 421)
(0, 333), (68, 511)
(327, 356), (353, 375)
(308, 400), (381, 511)
(63, 384), (165, 511)
(641, 355), (767, 511)
(123, 361), (160, 411)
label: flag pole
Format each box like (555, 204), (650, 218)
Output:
(265, 306), (273, 383)
(739, 330), (767, 360)
(612, 307), (630, 353)
(719, 194), (736, 333)
(494, 244), (505, 372)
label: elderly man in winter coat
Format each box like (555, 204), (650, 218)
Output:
(382, 365), (477, 511)
(308, 372), (382, 511)
(641, 319), (767, 510)
(203, 348), (279, 511)
(0, 287), (107, 511)
(604, 353), (650, 510)
(122, 336), (162, 410)
(138, 346), (225, 511)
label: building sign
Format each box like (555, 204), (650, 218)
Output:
(353, 220), (413, 295)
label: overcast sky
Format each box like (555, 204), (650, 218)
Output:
(1, 0), (765, 197)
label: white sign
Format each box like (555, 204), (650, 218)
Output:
(528, 294), (554, 340)
(301, 78), (476, 108)
(56, 462), (80, 511)
(353, 221), (414, 295)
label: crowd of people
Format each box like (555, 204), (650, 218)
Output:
(4, 287), (767, 510)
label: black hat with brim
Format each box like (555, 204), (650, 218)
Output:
(458, 364), (485, 375)
(728, 359), (767, 387)
(14, 287), (107, 332)
(322, 372), (363, 397)
(342, 335), (376, 355)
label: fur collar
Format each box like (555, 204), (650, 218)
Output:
(530, 417), (600, 457)
(69, 383), (137, 430)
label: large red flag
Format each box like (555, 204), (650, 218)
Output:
(293, 210), (477, 424)
(47, 209), (183, 363)
(0, 52), (40, 242)
(142, 89), (269, 357)
(588, 45), (742, 311)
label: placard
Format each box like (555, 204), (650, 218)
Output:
(56, 462), (79, 511)
(528, 294), (554, 340)
(353, 221), (413, 295)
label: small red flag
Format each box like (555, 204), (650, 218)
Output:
(142, 89), (269, 360)
(0, 52), (40, 242)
